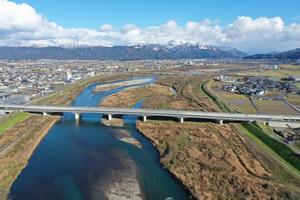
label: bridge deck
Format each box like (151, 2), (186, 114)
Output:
(1, 104), (300, 123)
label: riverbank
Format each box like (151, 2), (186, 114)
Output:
(100, 76), (300, 199)
(0, 115), (59, 198)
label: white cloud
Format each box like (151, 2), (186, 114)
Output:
(100, 24), (113, 32)
(0, 0), (300, 52)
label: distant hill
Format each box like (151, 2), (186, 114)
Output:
(245, 48), (300, 60)
(0, 44), (246, 60)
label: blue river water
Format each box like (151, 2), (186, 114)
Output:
(9, 78), (192, 200)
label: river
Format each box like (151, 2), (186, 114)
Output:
(9, 77), (192, 200)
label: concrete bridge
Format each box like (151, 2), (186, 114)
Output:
(1, 104), (300, 126)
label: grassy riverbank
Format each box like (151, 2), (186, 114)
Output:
(200, 79), (300, 177)
(0, 112), (28, 135)
(0, 115), (59, 198)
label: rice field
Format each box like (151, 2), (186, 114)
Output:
(208, 80), (257, 113)
(254, 100), (298, 115)
(218, 92), (257, 113)
(286, 94), (300, 107)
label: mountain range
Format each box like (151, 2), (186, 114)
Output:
(244, 48), (300, 60)
(0, 44), (299, 60)
(0, 44), (246, 60)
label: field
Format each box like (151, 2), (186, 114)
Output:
(236, 68), (300, 78)
(254, 100), (298, 115)
(287, 94), (300, 108)
(208, 80), (257, 113)
(281, 64), (300, 71)
(207, 79), (299, 115)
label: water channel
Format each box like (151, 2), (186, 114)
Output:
(9, 77), (191, 200)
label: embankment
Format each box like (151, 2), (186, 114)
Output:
(0, 115), (59, 198)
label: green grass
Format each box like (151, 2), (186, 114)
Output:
(0, 112), (28, 134)
(240, 122), (300, 173)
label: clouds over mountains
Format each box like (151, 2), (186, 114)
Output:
(0, 0), (300, 52)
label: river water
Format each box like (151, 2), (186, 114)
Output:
(9, 78), (192, 200)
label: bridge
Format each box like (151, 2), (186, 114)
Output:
(1, 104), (300, 126)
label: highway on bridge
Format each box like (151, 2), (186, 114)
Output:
(1, 104), (300, 125)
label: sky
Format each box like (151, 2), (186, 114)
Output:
(1, 0), (300, 52)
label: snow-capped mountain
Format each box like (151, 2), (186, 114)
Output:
(0, 43), (247, 60)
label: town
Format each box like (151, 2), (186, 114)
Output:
(0, 59), (172, 104)
(221, 76), (299, 97)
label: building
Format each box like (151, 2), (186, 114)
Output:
(66, 71), (73, 82)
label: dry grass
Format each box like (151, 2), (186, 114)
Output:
(100, 84), (174, 108)
(99, 75), (300, 199)
(137, 121), (300, 200)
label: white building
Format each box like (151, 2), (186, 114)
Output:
(66, 71), (72, 81)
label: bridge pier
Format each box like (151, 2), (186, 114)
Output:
(263, 121), (267, 126)
(74, 113), (80, 120)
(108, 114), (112, 121)
(179, 117), (184, 123)
(43, 112), (48, 116)
(218, 120), (223, 125)
(142, 116), (147, 122)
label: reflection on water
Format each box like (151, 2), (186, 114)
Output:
(9, 78), (191, 200)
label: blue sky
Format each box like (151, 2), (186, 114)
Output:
(13, 0), (300, 29)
